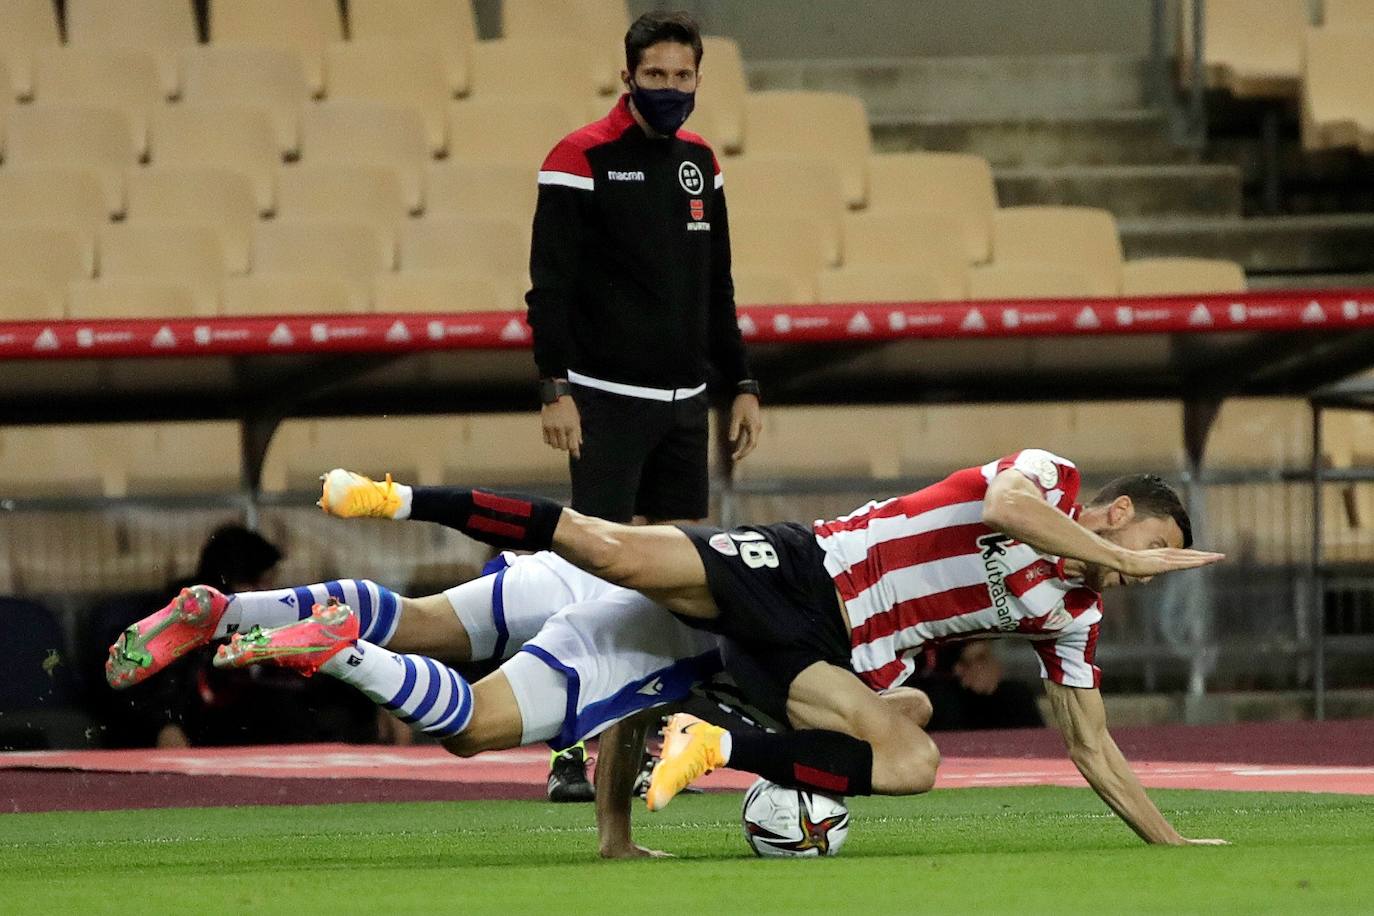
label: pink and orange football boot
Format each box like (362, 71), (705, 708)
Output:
(106, 585), (230, 689)
(213, 600), (359, 676)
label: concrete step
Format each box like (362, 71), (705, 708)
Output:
(747, 53), (1155, 120)
(871, 109), (1186, 168)
(1119, 213), (1374, 274)
(995, 164), (1243, 218)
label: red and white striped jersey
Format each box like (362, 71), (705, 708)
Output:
(813, 449), (1104, 692)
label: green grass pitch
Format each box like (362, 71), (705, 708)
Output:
(2, 788), (1372, 913)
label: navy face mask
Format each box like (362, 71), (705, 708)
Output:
(628, 81), (696, 137)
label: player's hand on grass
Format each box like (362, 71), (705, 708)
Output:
(541, 395), (583, 459)
(599, 842), (674, 859)
(729, 392), (762, 462)
(1114, 547), (1225, 580)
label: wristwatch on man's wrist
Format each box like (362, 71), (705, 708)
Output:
(737, 379), (762, 398)
(540, 377), (572, 404)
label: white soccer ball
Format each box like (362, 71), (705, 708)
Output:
(741, 778), (850, 857)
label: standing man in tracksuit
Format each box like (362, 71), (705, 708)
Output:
(525, 11), (763, 800)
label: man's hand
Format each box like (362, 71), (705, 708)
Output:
(541, 395), (582, 459)
(598, 841), (674, 859)
(1113, 547), (1225, 579)
(954, 642), (1002, 696)
(729, 393), (762, 462)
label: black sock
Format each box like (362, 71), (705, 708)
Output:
(408, 486), (564, 550)
(727, 728), (873, 797)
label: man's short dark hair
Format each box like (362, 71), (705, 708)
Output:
(624, 10), (703, 73)
(1088, 474), (1193, 548)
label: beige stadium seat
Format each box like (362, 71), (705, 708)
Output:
(904, 404), (1076, 476)
(448, 97), (583, 165)
(735, 406), (913, 482)
(1325, 0), (1374, 28)
(300, 101), (429, 212)
(816, 265), (960, 305)
(724, 157), (845, 266)
(730, 210), (830, 279)
(0, 0), (62, 100)
(85, 222), (228, 314)
(968, 263), (1098, 300)
(744, 92), (872, 207)
(441, 413), (571, 487)
(471, 39), (604, 106)
(121, 422), (244, 495)
(209, 0), (343, 95)
(348, 0), (476, 96)
(0, 167), (110, 230)
(67, 281), (207, 319)
(425, 160), (539, 223)
(373, 271), (519, 314)
(126, 167), (258, 274)
(232, 220), (392, 312)
(4, 105), (139, 214)
(276, 164), (411, 251)
(991, 206), (1123, 297)
(149, 105), (280, 212)
(1121, 258), (1247, 295)
(1205, 398), (1312, 470)
(0, 425), (118, 497)
(732, 268), (815, 307)
(693, 36), (747, 154)
(0, 55), (13, 105)
(842, 210), (969, 297)
(30, 48), (162, 154)
(65, 0), (198, 97)
(1301, 27), (1374, 154)
(261, 417), (451, 492)
(501, 0), (627, 93)
(1190, 0), (1309, 98)
(400, 216), (528, 279)
(866, 153), (998, 264)
(222, 273), (365, 316)
(324, 40), (452, 154)
(0, 226), (94, 320)
(180, 45), (311, 153)
(1065, 402), (1186, 472)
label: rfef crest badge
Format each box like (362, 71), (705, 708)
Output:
(690, 198), (705, 220)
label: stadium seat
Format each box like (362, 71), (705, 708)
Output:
(1300, 26), (1374, 154)
(373, 271), (519, 314)
(148, 105), (280, 213)
(905, 404), (1077, 475)
(732, 268), (816, 307)
(866, 152), (998, 264)
(1205, 398), (1313, 470)
(734, 406), (911, 482)
(470, 38), (604, 106)
(0, 167), (110, 231)
(221, 273), (365, 316)
(1121, 258), (1247, 295)
(400, 216), (528, 281)
(1187, 0), (1309, 98)
(261, 417), (451, 492)
(299, 101), (430, 212)
(499, 0), (627, 93)
(324, 40), (453, 154)
(67, 280), (209, 320)
(65, 0), (199, 97)
(208, 0), (344, 95)
(348, 0), (477, 96)
(30, 49), (162, 154)
(85, 223), (228, 314)
(441, 413), (572, 486)
(447, 97), (584, 165)
(276, 164), (412, 251)
(0, 55), (14, 106)
(1324, 0), (1374, 28)
(968, 263), (1098, 300)
(841, 210), (969, 297)
(724, 156), (846, 266)
(1065, 401), (1186, 472)
(692, 36), (747, 154)
(0, 0), (61, 100)
(121, 421), (243, 494)
(990, 206), (1123, 297)
(743, 91), (872, 207)
(0, 425), (116, 497)
(180, 45), (311, 154)
(126, 167), (259, 273)
(425, 160), (539, 223)
(815, 265), (962, 305)
(0, 226), (94, 320)
(4, 105), (140, 215)
(231, 220), (392, 313)
(730, 211), (830, 280)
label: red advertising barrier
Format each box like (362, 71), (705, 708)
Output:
(1, 290), (1372, 360)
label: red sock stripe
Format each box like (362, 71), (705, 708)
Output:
(473, 490), (532, 518)
(467, 515), (527, 541)
(793, 763), (849, 794)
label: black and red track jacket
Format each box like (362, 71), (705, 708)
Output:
(524, 95), (751, 391)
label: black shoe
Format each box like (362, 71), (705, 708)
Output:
(547, 743), (596, 802)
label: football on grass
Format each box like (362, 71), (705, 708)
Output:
(741, 778), (850, 857)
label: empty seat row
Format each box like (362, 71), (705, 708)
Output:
(1302, 25), (1374, 154)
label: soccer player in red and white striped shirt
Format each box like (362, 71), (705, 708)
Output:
(319, 453), (1227, 844)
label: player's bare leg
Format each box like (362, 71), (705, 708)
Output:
(440, 671), (524, 756)
(387, 593), (472, 657)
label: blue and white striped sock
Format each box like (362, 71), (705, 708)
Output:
(319, 640), (473, 738)
(218, 579), (401, 644)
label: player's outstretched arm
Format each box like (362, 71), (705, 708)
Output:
(594, 710), (671, 859)
(983, 471), (1224, 577)
(1044, 681), (1228, 846)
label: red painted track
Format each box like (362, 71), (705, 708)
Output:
(3, 720), (1372, 814)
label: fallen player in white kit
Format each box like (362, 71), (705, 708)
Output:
(107, 550), (933, 857)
